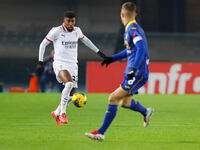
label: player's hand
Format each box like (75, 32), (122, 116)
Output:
(36, 61), (44, 76)
(97, 51), (107, 59)
(101, 57), (113, 67)
(127, 68), (137, 80)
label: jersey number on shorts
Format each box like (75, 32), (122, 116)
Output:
(72, 75), (78, 82)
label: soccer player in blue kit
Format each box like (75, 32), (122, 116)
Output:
(85, 2), (154, 141)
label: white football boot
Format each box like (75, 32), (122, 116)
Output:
(143, 107), (154, 127)
(85, 130), (104, 141)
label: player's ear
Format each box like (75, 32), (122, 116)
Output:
(135, 12), (137, 17)
(121, 12), (124, 20)
(63, 18), (67, 23)
(121, 12), (124, 18)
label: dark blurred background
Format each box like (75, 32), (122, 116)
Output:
(0, 0), (199, 92)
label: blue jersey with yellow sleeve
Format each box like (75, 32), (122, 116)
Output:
(124, 20), (149, 76)
(111, 20), (149, 94)
(112, 20), (149, 76)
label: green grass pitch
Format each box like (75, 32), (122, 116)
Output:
(0, 93), (200, 150)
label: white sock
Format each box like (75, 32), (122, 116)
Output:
(60, 82), (73, 114)
(54, 104), (61, 116)
(65, 96), (72, 108)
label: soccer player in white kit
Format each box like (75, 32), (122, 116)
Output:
(37, 11), (106, 125)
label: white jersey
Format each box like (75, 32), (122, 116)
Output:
(39, 23), (100, 86)
(45, 24), (84, 64)
(39, 24), (99, 64)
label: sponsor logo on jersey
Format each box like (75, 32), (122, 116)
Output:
(62, 41), (77, 49)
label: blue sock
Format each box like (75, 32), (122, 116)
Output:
(98, 104), (118, 135)
(129, 99), (147, 116)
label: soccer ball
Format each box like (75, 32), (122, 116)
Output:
(71, 93), (87, 107)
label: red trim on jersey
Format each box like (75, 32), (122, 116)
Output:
(133, 31), (136, 37)
(79, 35), (85, 40)
(62, 24), (67, 31)
(45, 37), (53, 42)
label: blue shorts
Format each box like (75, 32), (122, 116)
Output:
(121, 74), (148, 95)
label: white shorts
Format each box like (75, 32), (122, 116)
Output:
(53, 61), (78, 88)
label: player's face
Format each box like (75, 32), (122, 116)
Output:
(64, 17), (76, 30)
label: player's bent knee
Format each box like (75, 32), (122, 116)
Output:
(119, 100), (125, 107)
(62, 82), (73, 91)
(62, 82), (74, 98)
(59, 70), (73, 83)
(119, 97), (132, 108)
(119, 100), (128, 108)
(65, 82), (73, 88)
(108, 93), (120, 104)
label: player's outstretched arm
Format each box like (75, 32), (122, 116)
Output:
(39, 38), (51, 62)
(80, 36), (106, 58)
(101, 48), (127, 67)
(37, 38), (51, 76)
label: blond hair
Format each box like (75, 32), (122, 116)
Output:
(122, 2), (136, 18)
